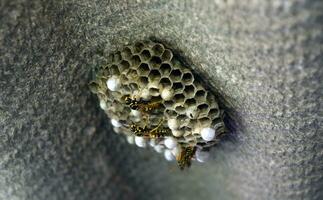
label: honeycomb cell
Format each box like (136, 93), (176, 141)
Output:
(186, 106), (198, 119)
(138, 76), (149, 86)
(170, 69), (182, 82)
(173, 93), (185, 104)
(152, 43), (165, 56)
(175, 106), (186, 114)
(130, 55), (141, 67)
(129, 83), (139, 91)
(128, 69), (139, 78)
(119, 60), (130, 72)
(121, 47), (132, 60)
(183, 85), (196, 98)
(165, 109), (177, 118)
(206, 91), (216, 105)
(140, 49), (151, 61)
(113, 51), (122, 63)
(148, 69), (161, 82)
(163, 100), (174, 108)
(159, 77), (172, 88)
(208, 108), (220, 119)
(182, 72), (194, 85)
(160, 63), (172, 76)
(89, 81), (99, 94)
(173, 82), (184, 93)
(197, 104), (210, 116)
(195, 90), (206, 102)
(120, 74), (129, 83)
(138, 63), (150, 76)
(133, 42), (145, 54)
(148, 88), (160, 96)
(149, 56), (162, 68)
(185, 98), (197, 107)
(176, 114), (187, 123)
(161, 49), (173, 62)
(199, 117), (212, 127)
(110, 64), (120, 75)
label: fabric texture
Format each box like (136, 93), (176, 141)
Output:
(0, 0), (322, 199)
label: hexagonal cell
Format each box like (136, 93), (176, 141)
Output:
(161, 49), (173, 62)
(160, 63), (172, 75)
(127, 69), (138, 78)
(148, 88), (160, 96)
(120, 74), (129, 83)
(172, 82), (184, 93)
(140, 49), (151, 61)
(151, 43), (165, 56)
(185, 98), (197, 107)
(165, 109), (177, 118)
(182, 72), (194, 85)
(110, 64), (120, 75)
(185, 106), (198, 119)
(121, 47), (132, 60)
(176, 114), (187, 124)
(138, 63), (150, 76)
(148, 69), (161, 82)
(183, 85), (196, 98)
(118, 60), (130, 72)
(169, 69), (182, 82)
(197, 103), (210, 116)
(175, 106), (186, 114)
(88, 81), (99, 94)
(138, 76), (149, 85)
(199, 117), (212, 127)
(129, 83), (139, 91)
(211, 118), (224, 129)
(195, 90), (206, 102)
(133, 42), (145, 54)
(208, 108), (220, 119)
(113, 51), (122, 63)
(159, 77), (172, 88)
(101, 68), (110, 77)
(206, 92), (216, 105)
(149, 56), (162, 68)
(163, 100), (174, 108)
(173, 93), (185, 104)
(129, 55), (141, 67)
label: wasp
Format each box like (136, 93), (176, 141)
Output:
(176, 146), (197, 170)
(124, 96), (162, 113)
(128, 119), (171, 139)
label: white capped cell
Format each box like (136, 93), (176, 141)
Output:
(161, 88), (174, 101)
(127, 136), (135, 144)
(171, 146), (181, 157)
(99, 100), (107, 110)
(167, 118), (179, 130)
(171, 129), (184, 137)
(135, 136), (146, 148)
(195, 149), (210, 163)
(106, 76), (121, 91)
(140, 88), (151, 100)
(149, 139), (157, 147)
(154, 145), (164, 153)
(164, 137), (177, 149)
(131, 110), (141, 118)
(200, 127), (215, 141)
(164, 149), (175, 161)
(111, 119), (122, 128)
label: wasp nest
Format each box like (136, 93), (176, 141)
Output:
(90, 40), (226, 169)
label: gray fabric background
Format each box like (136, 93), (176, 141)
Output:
(0, 0), (322, 200)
